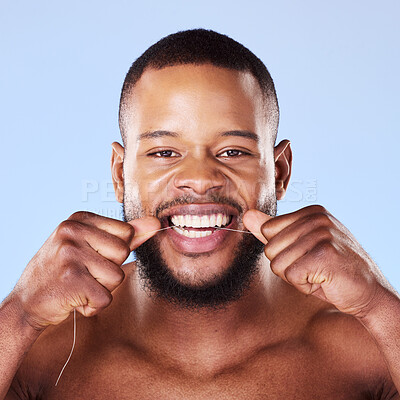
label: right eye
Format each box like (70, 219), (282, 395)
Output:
(148, 150), (180, 158)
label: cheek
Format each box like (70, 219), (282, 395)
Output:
(138, 180), (165, 209)
(231, 164), (274, 207)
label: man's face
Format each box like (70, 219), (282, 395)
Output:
(119, 64), (277, 308)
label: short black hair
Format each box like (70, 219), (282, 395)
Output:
(119, 28), (279, 146)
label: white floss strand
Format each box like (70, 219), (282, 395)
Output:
(138, 226), (252, 236)
(55, 308), (76, 386)
(214, 227), (253, 234)
(136, 226), (174, 237)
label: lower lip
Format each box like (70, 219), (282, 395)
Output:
(165, 218), (237, 253)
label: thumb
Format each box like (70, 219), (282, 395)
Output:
(127, 216), (161, 251)
(243, 209), (273, 244)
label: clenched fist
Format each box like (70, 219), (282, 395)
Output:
(244, 205), (391, 319)
(12, 212), (160, 330)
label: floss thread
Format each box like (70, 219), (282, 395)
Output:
(55, 225), (252, 386)
(137, 225), (252, 236)
(55, 309), (76, 386)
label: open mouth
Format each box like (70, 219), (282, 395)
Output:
(168, 213), (234, 238)
(159, 203), (240, 253)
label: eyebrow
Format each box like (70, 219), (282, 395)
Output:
(220, 130), (259, 143)
(137, 129), (259, 142)
(137, 130), (180, 141)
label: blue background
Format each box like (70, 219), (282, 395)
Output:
(1, 0), (399, 300)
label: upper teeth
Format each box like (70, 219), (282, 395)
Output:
(170, 213), (230, 228)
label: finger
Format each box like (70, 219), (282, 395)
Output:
(283, 247), (332, 296)
(78, 283), (112, 317)
(63, 267), (113, 317)
(68, 211), (135, 244)
(60, 221), (131, 265)
(268, 227), (333, 283)
(82, 250), (125, 292)
(256, 205), (332, 241)
(265, 215), (335, 260)
(127, 216), (161, 251)
(243, 209), (273, 244)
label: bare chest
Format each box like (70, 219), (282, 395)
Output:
(41, 345), (371, 400)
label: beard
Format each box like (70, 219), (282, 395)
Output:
(123, 193), (276, 311)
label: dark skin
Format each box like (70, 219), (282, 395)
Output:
(2, 64), (400, 399)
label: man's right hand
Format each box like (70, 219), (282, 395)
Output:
(11, 211), (160, 331)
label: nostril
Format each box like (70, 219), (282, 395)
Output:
(173, 169), (226, 195)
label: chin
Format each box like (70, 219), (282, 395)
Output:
(134, 232), (264, 310)
(164, 253), (238, 289)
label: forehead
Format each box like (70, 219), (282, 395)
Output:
(124, 64), (265, 140)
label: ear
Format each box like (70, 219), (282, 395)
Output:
(274, 139), (292, 200)
(111, 142), (125, 203)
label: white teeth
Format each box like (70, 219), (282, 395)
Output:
(200, 215), (209, 227)
(170, 213), (231, 228)
(192, 215), (201, 228)
(172, 228), (213, 238)
(209, 214), (216, 226)
(188, 230), (196, 238)
(172, 226), (184, 235)
(171, 215), (179, 226)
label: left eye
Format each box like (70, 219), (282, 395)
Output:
(218, 149), (248, 157)
(151, 150), (179, 158)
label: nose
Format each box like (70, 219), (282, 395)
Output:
(173, 155), (226, 196)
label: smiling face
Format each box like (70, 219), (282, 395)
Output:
(112, 64), (284, 308)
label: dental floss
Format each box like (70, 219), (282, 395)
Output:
(214, 227), (253, 234)
(55, 225), (251, 387)
(137, 225), (252, 236)
(55, 309), (76, 387)
(135, 226), (174, 237)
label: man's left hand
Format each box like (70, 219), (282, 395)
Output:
(243, 205), (391, 319)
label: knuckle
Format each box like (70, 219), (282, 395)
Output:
(121, 223), (135, 242)
(284, 264), (297, 282)
(96, 289), (113, 309)
(116, 271), (125, 286)
(111, 242), (131, 264)
(82, 307), (98, 317)
(56, 220), (81, 238)
(313, 212), (332, 226)
(84, 282), (112, 311)
(260, 221), (269, 237)
(110, 266), (125, 286)
(269, 258), (280, 275)
(59, 263), (83, 283)
(300, 212), (332, 229)
(307, 204), (327, 214)
(68, 211), (95, 222)
(313, 239), (333, 257)
(264, 243), (273, 260)
(57, 239), (79, 261)
(314, 226), (334, 241)
(120, 244), (131, 261)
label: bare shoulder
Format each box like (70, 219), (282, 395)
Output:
(306, 308), (398, 399)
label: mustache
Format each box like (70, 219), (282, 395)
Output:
(154, 194), (244, 219)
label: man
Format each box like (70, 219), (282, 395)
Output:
(1, 28), (399, 399)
